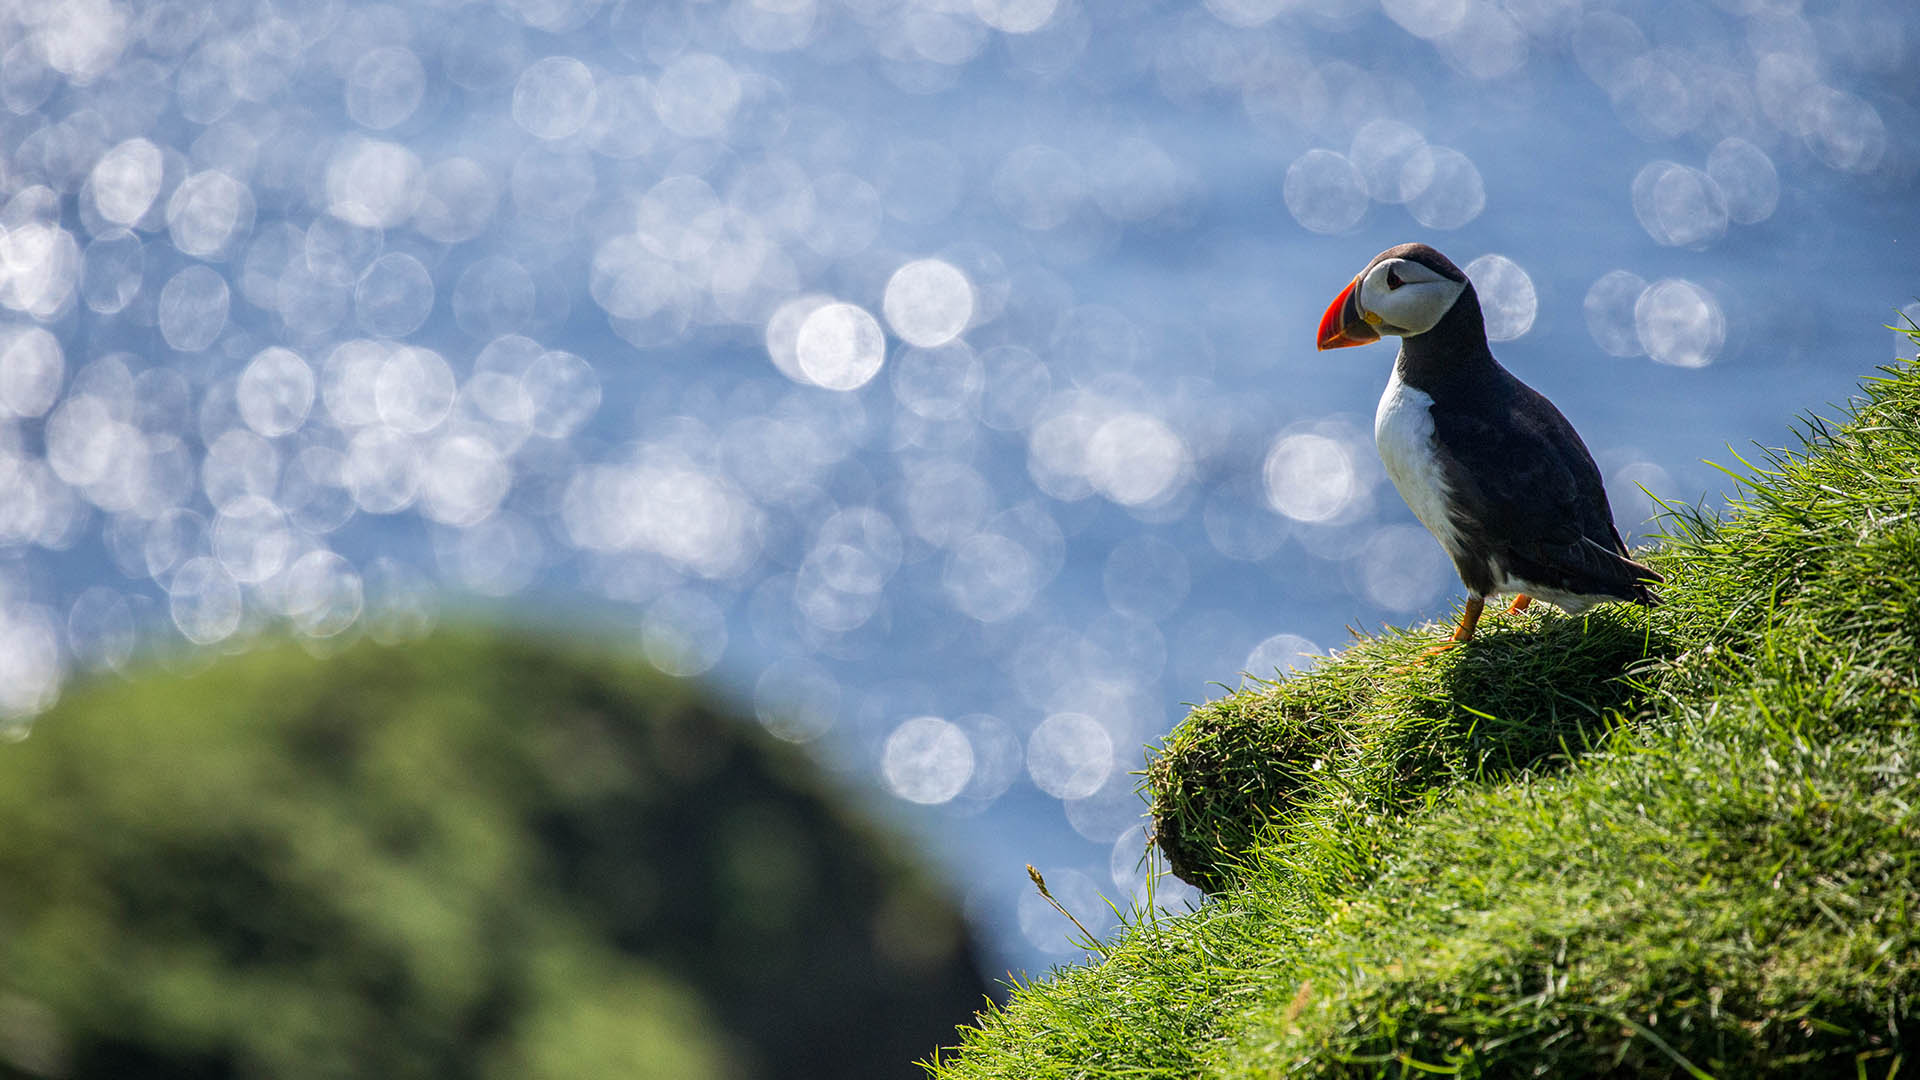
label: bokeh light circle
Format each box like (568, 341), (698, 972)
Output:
(1283, 149), (1367, 234)
(346, 46), (427, 131)
(513, 56), (598, 140)
(1244, 633), (1319, 680)
(976, 0), (1060, 34)
(1584, 270), (1648, 358)
(169, 556), (243, 645)
(1631, 161), (1727, 248)
(883, 259), (975, 348)
(642, 590), (729, 677)
(1264, 432), (1355, 523)
(796, 302), (886, 390)
(1464, 254), (1537, 342)
(1358, 524), (1451, 613)
(1404, 147), (1485, 229)
(1350, 120), (1428, 204)
(883, 716), (975, 805)
(157, 266), (230, 352)
(356, 253), (436, 338)
(1026, 712), (1113, 800)
(237, 348), (315, 437)
(1635, 279), (1726, 368)
(1706, 138), (1779, 225)
(88, 138), (163, 225)
(1088, 413), (1188, 507)
(755, 658), (840, 743)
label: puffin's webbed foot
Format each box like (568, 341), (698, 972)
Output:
(1421, 596), (1485, 657)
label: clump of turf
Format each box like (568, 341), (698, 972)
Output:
(927, 350), (1920, 1079)
(1149, 609), (1670, 893)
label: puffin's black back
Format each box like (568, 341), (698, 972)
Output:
(1390, 261), (1660, 603)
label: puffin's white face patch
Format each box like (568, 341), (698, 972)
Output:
(1358, 259), (1465, 338)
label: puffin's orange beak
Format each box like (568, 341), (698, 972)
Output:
(1317, 276), (1380, 350)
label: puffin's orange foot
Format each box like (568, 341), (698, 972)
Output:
(1506, 594), (1532, 615)
(1451, 596), (1485, 642)
(1411, 597), (1486, 661)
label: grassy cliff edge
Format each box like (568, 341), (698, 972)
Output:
(928, 349), (1920, 1079)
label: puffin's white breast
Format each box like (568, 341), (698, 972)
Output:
(1374, 364), (1466, 562)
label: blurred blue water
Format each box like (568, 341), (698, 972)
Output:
(2, 0), (1916, 980)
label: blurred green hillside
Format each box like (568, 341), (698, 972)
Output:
(0, 628), (989, 1079)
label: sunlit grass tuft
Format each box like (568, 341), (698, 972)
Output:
(927, 344), (1920, 1079)
(1148, 607), (1669, 895)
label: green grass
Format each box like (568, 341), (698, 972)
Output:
(927, 345), (1920, 1079)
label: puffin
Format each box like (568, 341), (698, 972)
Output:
(1316, 242), (1662, 646)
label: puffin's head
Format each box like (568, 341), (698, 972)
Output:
(1316, 243), (1471, 350)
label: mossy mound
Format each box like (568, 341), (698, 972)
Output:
(1150, 610), (1670, 893)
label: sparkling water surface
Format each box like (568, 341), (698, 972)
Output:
(2, 0), (1916, 977)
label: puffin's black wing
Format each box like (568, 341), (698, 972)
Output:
(1427, 374), (1662, 603)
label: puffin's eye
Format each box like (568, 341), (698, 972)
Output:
(1385, 266), (1404, 290)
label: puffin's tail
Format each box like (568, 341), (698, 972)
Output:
(1623, 556), (1664, 607)
(1587, 533), (1664, 606)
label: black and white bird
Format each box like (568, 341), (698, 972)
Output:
(1316, 242), (1662, 646)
